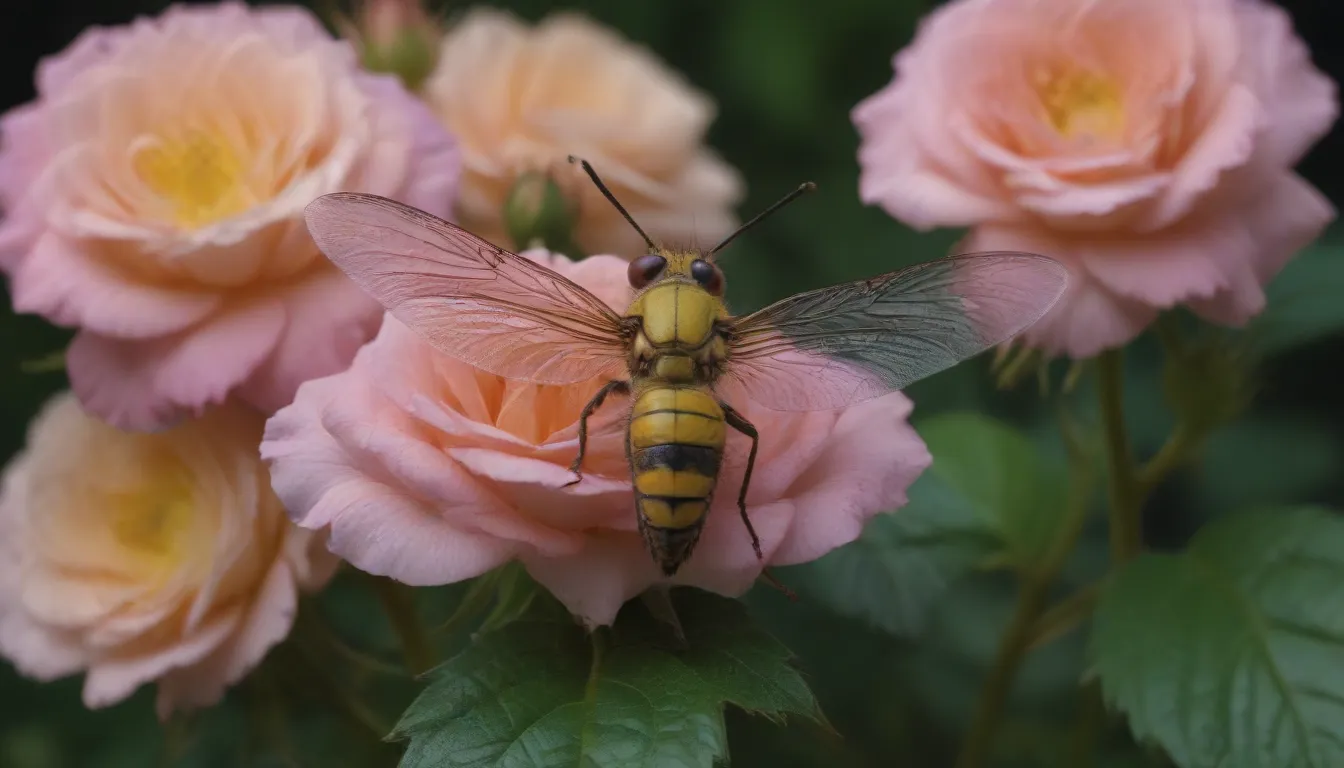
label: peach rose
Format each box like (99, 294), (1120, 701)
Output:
(0, 393), (336, 717)
(0, 2), (460, 430)
(421, 8), (743, 257)
(261, 250), (931, 626)
(853, 0), (1338, 357)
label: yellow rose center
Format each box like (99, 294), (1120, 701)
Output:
(133, 130), (256, 228)
(1034, 64), (1124, 141)
(108, 471), (198, 572)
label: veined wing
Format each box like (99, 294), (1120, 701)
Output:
(718, 252), (1068, 411)
(305, 193), (630, 384)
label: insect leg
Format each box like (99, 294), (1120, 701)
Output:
(566, 380), (630, 487)
(720, 401), (763, 561)
(721, 402), (797, 600)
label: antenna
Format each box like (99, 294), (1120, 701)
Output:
(568, 155), (655, 250)
(709, 182), (816, 258)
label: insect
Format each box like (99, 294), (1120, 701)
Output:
(303, 158), (1068, 578)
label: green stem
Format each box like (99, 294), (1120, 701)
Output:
(1066, 682), (1106, 768)
(1137, 423), (1197, 495)
(367, 575), (435, 676)
(955, 574), (1055, 768)
(1098, 349), (1142, 564)
(957, 432), (1096, 768)
(1027, 580), (1103, 652)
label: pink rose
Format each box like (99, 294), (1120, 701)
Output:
(854, 0), (1338, 357)
(261, 250), (931, 626)
(0, 393), (337, 717)
(421, 8), (744, 257)
(0, 2), (460, 430)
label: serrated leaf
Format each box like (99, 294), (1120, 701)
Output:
(393, 589), (824, 768)
(1092, 507), (1344, 768)
(793, 412), (1069, 638)
(792, 497), (997, 638)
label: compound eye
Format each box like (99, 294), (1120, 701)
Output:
(628, 254), (667, 289)
(690, 259), (724, 295)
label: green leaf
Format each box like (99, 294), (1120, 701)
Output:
(1251, 243), (1344, 354)
(792, 496), (997, 638)
(477, 562), (543, 634)
(792, 412), (1070, 639)
(915, 412), (1072, 570)
(1092, 507), (1344, 768)
(393, 589), (824, 768)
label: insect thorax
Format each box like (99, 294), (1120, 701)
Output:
(626, 280), (729, 385)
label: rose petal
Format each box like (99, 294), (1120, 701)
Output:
(234, 267), (383, 414)
(264, 377), (517, 585)
(521, 532), (660, 628)
(11, 233), (222, 338)
(154, 556), (298, 718)
(67, 298), (285, 431)
(1234, 1), (1340, 169)
(1080, 229), (1229, 306)
(966, 225), (1158, 357)
(82, 608), (240, 709)
(1189, 173), (1336, 325)
(772, 394), (929, 565)
(1142, 85), (1261, 230)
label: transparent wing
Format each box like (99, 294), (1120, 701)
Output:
(717, 252), (1068, 411)
(305, 193), (630, 384)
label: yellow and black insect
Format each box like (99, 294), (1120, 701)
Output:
(304, 159), (1067, 576)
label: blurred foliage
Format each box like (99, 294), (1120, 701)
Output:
(2, 1), (1344, 767)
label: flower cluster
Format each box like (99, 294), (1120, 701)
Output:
(0, 0), (1335, 738)
(0, 0), (889, 716)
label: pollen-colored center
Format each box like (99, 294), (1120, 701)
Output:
(1034, 64), (1124, 141)
(133, 130), (255, 228)
(108, 470), (198, 571)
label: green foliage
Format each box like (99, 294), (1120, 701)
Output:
(783, 412), (1078, 643)
(394, 589), (824, 768)
(1198, 419), (1344, 514)
(791, 413), (1082, 641)
(914, 413), (1074, 571)
(1092, 507), (1344, 768)
(792, 500), (996, 638)
(1251, 242), (1344, 355)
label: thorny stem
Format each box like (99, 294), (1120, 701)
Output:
(1098, 349), (1142, 564)
(367, 575), (435, 676)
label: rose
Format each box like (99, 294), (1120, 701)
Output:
(853, 0), (1338, 357)
(0, 393), (336, 717)
(261, 250), (931, 626)
(421, 8), (743, 257)
(0, 2), (460, 430)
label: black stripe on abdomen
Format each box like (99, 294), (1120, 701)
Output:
(632, 443), (721, 476)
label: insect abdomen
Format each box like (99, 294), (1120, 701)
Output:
(628, 386), (725, 575)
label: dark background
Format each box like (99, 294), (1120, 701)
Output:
(1, 2), (1342, 766)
